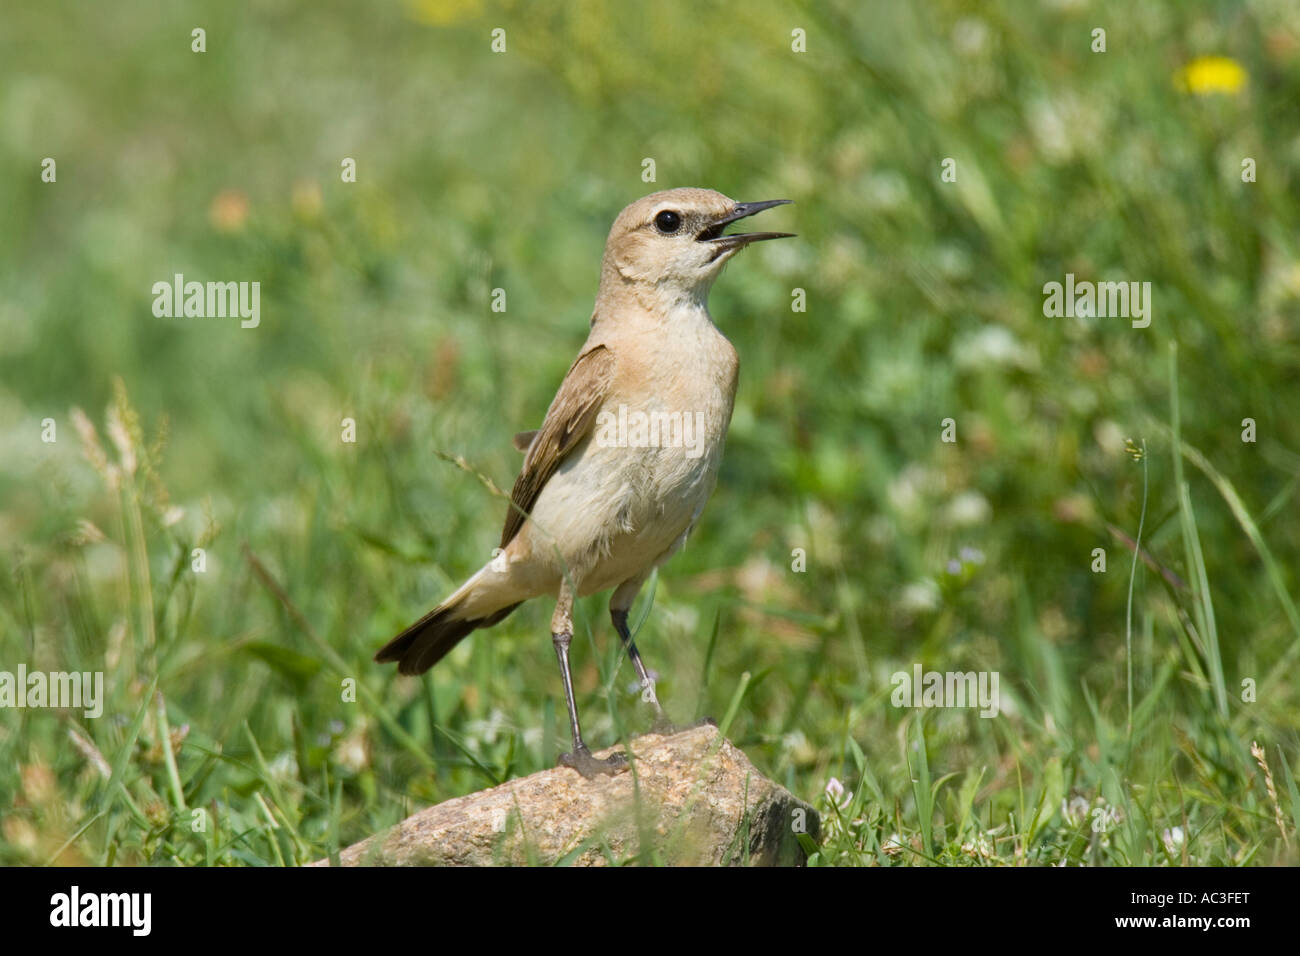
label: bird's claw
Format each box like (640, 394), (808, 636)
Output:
(650, 715), (716, 736)
(558, 745), (628, 778)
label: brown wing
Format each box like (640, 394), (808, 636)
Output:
(500, 344), (615, 548)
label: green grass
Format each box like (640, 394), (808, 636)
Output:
(1, 0), (1299, 866)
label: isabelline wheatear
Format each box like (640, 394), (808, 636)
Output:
(376, 188), (793, 776)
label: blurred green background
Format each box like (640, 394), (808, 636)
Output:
(2, 0), (1299, 865)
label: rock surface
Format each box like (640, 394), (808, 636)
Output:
(312, 725), (818, 866)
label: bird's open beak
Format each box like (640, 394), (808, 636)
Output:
(698, 200), (795, 253)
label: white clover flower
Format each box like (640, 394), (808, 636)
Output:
(946, 490), (992, 527)
(898, 579), (941, 613)
(961, 833), (995, 860)
(1161, 826), (1185, 854)
(823, 777), (853, 810)
(1062, 795), (1091, 827)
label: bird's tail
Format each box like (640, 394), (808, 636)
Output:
(375, 568), (522, 675)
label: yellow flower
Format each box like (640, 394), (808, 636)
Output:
(407, 0), (483, 26)
(1176, 56), (1247, 96)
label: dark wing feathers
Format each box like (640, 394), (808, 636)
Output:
(374, 346), (613, 675)
(499, 344), (614, 548)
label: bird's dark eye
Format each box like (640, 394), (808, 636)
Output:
(654, 210), (682, 234)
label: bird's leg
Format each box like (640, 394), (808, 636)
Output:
(610, 575), (675, 730)
(610, 582), (717, 736)
(609, 607), (669, 729)
(552, 581), (626, 778)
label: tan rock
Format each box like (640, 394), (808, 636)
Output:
(312, 725), (818, 866)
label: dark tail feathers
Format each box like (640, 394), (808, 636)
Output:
(375, 602), (521, 676)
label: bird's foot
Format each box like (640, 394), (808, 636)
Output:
(650, 714), (678, 735)
(558, 744), (628, 778)
(650, 714), (717, 736)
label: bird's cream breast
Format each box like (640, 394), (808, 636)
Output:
(516, 308), (738, 593)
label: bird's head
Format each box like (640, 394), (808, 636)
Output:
(599, 188), (793, 308)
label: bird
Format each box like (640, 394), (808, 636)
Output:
(375, 187), (793, 777)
